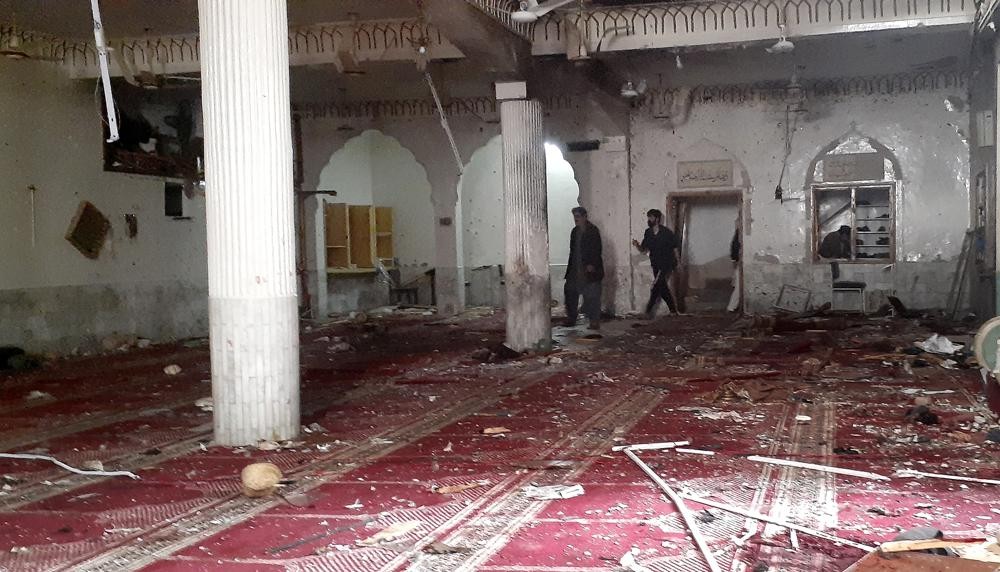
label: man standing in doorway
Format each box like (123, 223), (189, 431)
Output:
(727, 220), (742, 313)
(633, 209), (680, 319)
(564, 207), (604, 330)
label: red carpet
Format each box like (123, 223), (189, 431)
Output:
(0, 314), (996, 571)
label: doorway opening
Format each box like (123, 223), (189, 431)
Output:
(668, 191), (743, 314)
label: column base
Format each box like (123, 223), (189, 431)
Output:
(209, 295), (300, 446)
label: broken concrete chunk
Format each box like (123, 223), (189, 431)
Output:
(163, 364), (182, 376)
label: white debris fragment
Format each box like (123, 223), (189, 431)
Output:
(443, 442), (453, 452)
(163, 364), (182, 375)
(256, 440), (280, 451)
(195, 397), (214, 412)
(523, 484), (585, 500)
(25, 390), (53, 401)
(915, 334), (963, 355)
(619, 548), (653, 572)
(345, 499), (363, 510)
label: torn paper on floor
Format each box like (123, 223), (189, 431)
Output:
(619, 548), (653, 572)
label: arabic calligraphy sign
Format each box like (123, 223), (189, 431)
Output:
(677, 160), (733, 189)
(822, 153), (883, 182)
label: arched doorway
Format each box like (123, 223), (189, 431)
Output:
(458, 136), (581, 307)
(318, 130), (435, 302)
(664, 140), (750, 314)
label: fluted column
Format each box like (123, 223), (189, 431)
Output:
(500, 98), (551, 351)
(199, 0), (299, 445)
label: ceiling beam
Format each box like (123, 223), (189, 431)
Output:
(415, 0), (531, 77)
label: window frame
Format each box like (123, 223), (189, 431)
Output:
(812, 182), (896, 264)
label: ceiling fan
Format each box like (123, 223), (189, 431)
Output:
(511, 0), (578, 24)
(1, 25), (60, 61)
(766, 24), (795, 54)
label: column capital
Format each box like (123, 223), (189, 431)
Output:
(495, 81), (527, 101)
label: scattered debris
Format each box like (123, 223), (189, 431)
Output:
(25, 390), (53, 401)
(680, 492), (875, 552)
(81, 460), (104, 472)
(195, 397), (214, 412)
(434, 481), (489, 495)
(895, 469), (1000, 486)
(905, 405), (941, 425)
(163, 364), (182, 375)
(747, 456), (890, 481)
(522, 484), (585, 500)
(472, 343), (521, 363)
(483, 427), (511, 435)
(512, 459), (579, 470)
(344, 499), (363, 510)
(547, 356), (563, 365)
(915, 334), (963, 355)
(256, 440), (281, 451)
(676, 448), (716, 456)
(712, 381), (795, 403)
(358, 520), (423, 546)
(423, 542), (471, 555)
(241, 462), (282, 498)
(621, 449), (722, 572)
(619, 548), (653, 572)
(0, 453), (139, 479)
(612, 440), (689, 452)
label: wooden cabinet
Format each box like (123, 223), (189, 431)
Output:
(324, 203), (394, 274)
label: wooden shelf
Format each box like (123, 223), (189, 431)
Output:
(324, 203), (395, 272)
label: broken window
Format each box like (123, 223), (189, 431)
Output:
(813, 184), (895, 262)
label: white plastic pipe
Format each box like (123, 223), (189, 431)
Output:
(748, 456), (891, 481)
(0, 453), (139, 479)
(90, 0), (119, 142)
(679, 493), (875, 552)
(623, 449), (722, 572)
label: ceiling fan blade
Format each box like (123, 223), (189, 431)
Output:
(533, 0), (576, 16)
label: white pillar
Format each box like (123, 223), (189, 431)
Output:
(499, 94), (551, 351)
(199, 0), (299, 445)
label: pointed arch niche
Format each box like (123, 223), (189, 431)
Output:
(457, 136), (581, 306)
(318, 129), (435, 284)
(806, 132), (901, 263)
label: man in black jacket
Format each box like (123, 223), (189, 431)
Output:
(564, 207), (604, 330)
(633, 209), (680, 319)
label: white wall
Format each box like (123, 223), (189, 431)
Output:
(458, 136), (580, 270)
(0, 59), (208, 352)
(317, 129), (435, 284)
(631, 89), (970, 311)
(686, 201), (739, 289)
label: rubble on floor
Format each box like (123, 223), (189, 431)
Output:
(0, 311), (997, 571)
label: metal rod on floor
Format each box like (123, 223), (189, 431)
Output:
(747, 455), (890, 481)
(622, 449), (722, 572)
(679, 493), (875, 552)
